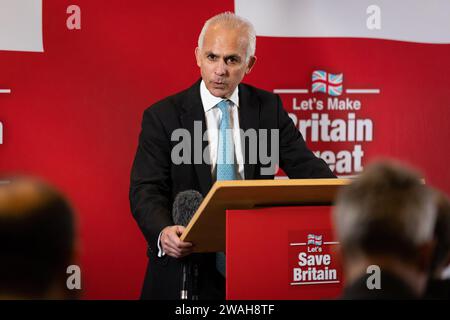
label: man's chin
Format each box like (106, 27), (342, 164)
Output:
(207, 86), (231, 99)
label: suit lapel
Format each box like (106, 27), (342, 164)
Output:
(180, 80), (212, 196)
(238, 84), (260, 180)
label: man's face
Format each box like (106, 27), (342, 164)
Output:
(195, 24), (256, 98)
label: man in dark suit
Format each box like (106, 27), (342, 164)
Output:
(129, 12), (335, 300)
(333, 161), (437, 299)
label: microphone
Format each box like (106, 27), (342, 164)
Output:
(172, 189), (203, 227)
(172, 190), (203, 300)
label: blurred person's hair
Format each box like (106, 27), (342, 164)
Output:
(0, 176), (75, 299)
(333, 160), (436, 264)
(430, 191), (450, 276)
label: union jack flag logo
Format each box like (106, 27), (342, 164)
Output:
(307, 234), (323, 246)
(311, 70), (343, 96)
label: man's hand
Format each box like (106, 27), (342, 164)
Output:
(160, 225), (194, 258)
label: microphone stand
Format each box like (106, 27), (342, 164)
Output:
(191, 263), (199, 300)
(180, 262), (189, 300)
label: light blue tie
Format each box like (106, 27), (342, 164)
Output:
(215, 99), (236, 277)
(216, 99), (237, 181)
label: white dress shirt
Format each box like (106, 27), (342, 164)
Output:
(200, 80), (245, 180)
(157, 81), (245, 257)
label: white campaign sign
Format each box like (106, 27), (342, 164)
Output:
(235, 0), (450, 44)
(0, 0), (43, 52)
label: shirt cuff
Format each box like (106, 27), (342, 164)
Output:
(157, 230), (166, 258)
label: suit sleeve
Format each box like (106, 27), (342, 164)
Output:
(129, 108), (173, 253)
(276, 95), (336, 178)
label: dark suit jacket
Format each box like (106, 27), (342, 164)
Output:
(129, 80), (335, 299)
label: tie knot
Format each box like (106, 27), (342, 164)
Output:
(216, 99), (230, 113)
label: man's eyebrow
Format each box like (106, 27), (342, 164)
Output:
(224, 54), (241, 60)
(204, 51), (241, 59)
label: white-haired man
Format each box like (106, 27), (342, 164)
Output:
(130, 12), (335, 299)
(333, 161), (437, 299)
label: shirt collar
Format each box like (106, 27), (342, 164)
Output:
(200, 80), (239, 113)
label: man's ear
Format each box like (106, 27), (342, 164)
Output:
(245, 56), (257, 74)
(195, 47), (201, 68)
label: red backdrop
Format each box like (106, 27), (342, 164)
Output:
(1, 1), (449, 299)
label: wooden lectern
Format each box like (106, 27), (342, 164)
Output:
(181, 178), (350, 299)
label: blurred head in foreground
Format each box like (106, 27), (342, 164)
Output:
(425, 191), (450, 299)
(430, 191), (450, 277)
(333, 161), (437, 299)
(0, 177), (76, 299)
